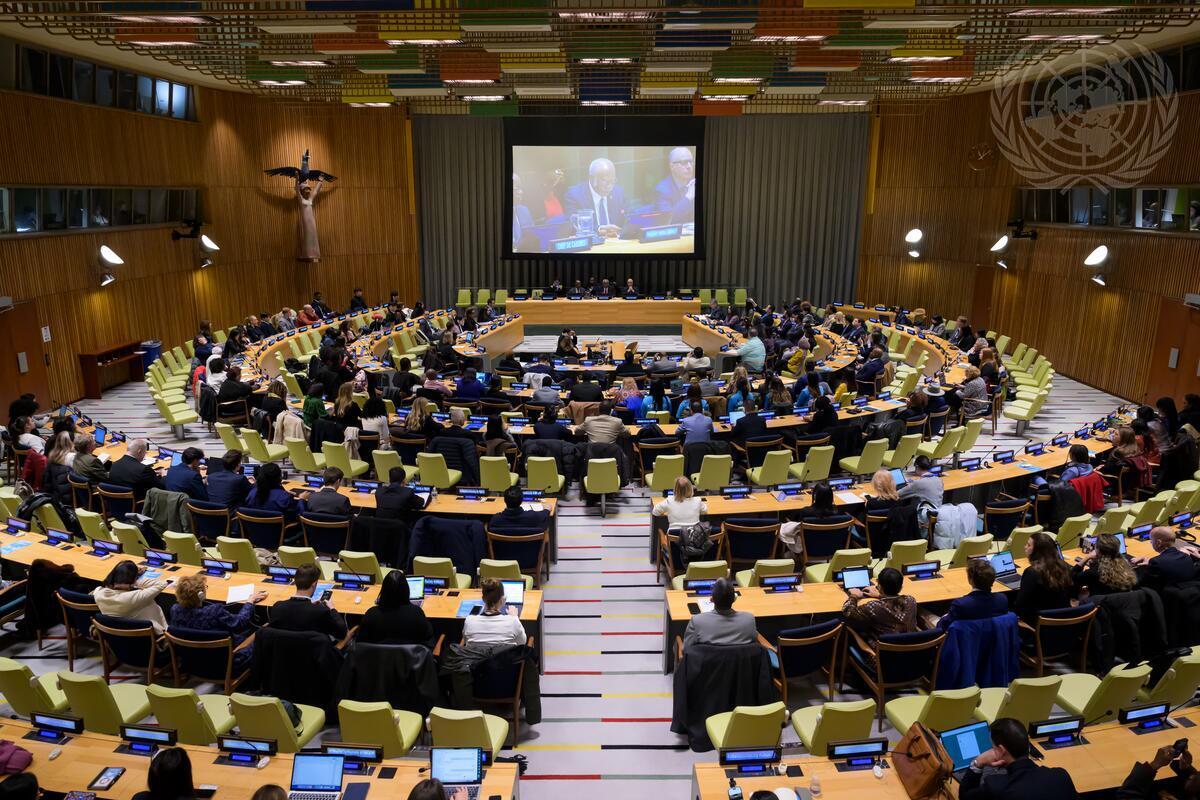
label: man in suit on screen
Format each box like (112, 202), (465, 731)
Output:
(654, 146), (696, 224)
(512, 174), (535, 250)
(563, 158), (627, 238)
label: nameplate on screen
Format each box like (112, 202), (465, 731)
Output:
(639, 224), (682, 243)
(550, 236), (593, 253)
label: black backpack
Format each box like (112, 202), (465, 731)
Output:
(678, 522), (713, 565)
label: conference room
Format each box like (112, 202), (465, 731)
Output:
(1, 6), (1200, 800)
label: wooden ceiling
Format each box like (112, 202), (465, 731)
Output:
(4, 1), (1198, 114)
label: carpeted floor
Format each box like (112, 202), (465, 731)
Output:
(0, 358), (1126, 799)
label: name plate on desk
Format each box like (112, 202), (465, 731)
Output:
(550, 236), (592, 253)
(639, 224), (682, 243)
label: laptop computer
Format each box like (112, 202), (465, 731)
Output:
(939, 720), (992, 781)
(431, 747), (484, 800)
(989, 550), (1022, 589)
(287, 753), (344, 800)
(406, 576), (425, 604)
(839, 566), (872, 593)
(501, 579), (525, 608)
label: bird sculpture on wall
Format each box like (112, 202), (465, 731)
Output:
(263, 149), (336, 263)
(263, 149), (338, 184)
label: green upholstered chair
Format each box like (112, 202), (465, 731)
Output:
(372, 449), (418, 484)
(338, 700), (423, 758)
(884, 687), (981, 733)
(804, 548), (871, 583)
(413, 556), (472, 589)
(286, 438), (326, 473)
(0, 658), (68, 717)
(242, 429), (288, 464)
(748, 450), (792, 487)
(875, 540), (928, 575)
(670, 560), (729, 591)
(526, 457), (565, 494)
(428, 708), (508, 756)
(216, 536), (262, 573)
(884, 434), (922, 470)
(1137, 650), (1200, 707)
(480, 457), (519, 493)
(322, 442), (369, 479)
(928, 535), (994, 569)
(338, 551), (393, 583)
(690, 454), (733, 492)
(838, 439), (888, 477)
(417, 453), (462, 490)
(58, 671), (150, 735)
(790, 699), (876, 755)
(216, 423), (247, 454)
(1056, 664), (1152, 724)
(734, 559), (795, 588)
(646, 454), (685, 493)
(974, 676), (1062, 725)
(230, 693), (325, 752)
(706, 702), (787, 749)
(147, 685), (235, 745)
(584, 458), (621, 516)
(789, 446), (833, 483)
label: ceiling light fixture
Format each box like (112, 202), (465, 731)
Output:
(909, 76), (968, 84)
(581, 100), (628, 106)
(462, 95), (508, 102)
(908, 249), (921, 259)
(112, 14), (211, 24)
(578, 57), (633, 65)
(99, 272), (116, 287)
(125, 40), (199, 47)
(268, 59), (329, 67)
(712, 77), (763, 84)
(385, 38), (460, 46)
(996, 259), (1009, 269)
(751, 33), (826, 42)
(199, 257), (213, 269)
(99, 245), (123, 266)
(1010, 7), (1119, 15)
(199, 234), (220, 253)
(443, 79), (496, 85)
(888, 55), (954, 63)
(257, 79), (307, 86)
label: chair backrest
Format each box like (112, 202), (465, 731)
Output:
(992, 676), (1062, 726)
(480, 457), (514, 492)
(799, 517), (853, 564)
(217, 535), (263, 573)
(1034, 605), (1098, 660)
(1055, 514), (1092, 550)
(299, 512), (351, 557)
(234, 509), (286, 551)
(338, 700), (406, 758)
(1005, 526), (1043, 557)
(777, 620), (843, 683)
(854, 439), (888, 473)
(322, 442), (353, 475)
(755, 450), (792, 484)
(165, 627), (236, 686)
(917, 687), (981, 731)
(826, 548), (872, 574)
(0, 657), (55, 717)
(97, 483), (135, 521)
(721, 702), (787, 748)
(799, 446), (834, 483)
(94, 613), (159, 670)
(683, 560), (729, 581)
(413, 556), (456, 581)
(417, 453), (451, 487)
(955, 419), (984, 452)
(286, 438), (322, 472)
(586, 458), (620, 492)
(242, 430), (273, 461)
(648, 454), (685, 491)
(696, 454), (732, 490)
(485, 528), (547, 576)
(984, 500), (1030, 541)
(162, 531), (203, 566)
(744, 437), (785, 468)
(186, 500), (232, 541)
(885, 539), (928, 571)
(57, 588), (100, 636)
(750, 559), (796, 586)
(1144, 651), (1200, 706)
(889, 435), (921, 468)
(1084, 664), (1153, 723)
(948, 535), (994, 568)
(372, 449), (402, 481)
(429, 707), (494, 753)
(525, 457), (562, 493)
(147, 685), (219, 745)
(68, 474), (93, 511)
(875, 629), (946, 687)
(111, 521), (149, 557)
(722, 518), (781, 567)
(805, 699), (875, 755)
(57, 671), (124, 735)
(230, 693), (302, 752)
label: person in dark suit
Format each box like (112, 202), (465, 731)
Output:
(267, 563), (347, 641)
(489, 485), (550, 533)
(731, 397), (769, 443)
(1117, 743), (1200, 800)
(301, 467), (351, 517)
(374, 467), (427, 526)
(569, 373), (604, 403)
(216, 365), (257, 409)
(533, 407), (569, 441)
(356, 570), (434, 646)
(623, 277), (638, 297)
(164, 447), (208, 501)
(108, 439), (163, 500)
(349, 287), (368, 312)
(959, 718), (1078, 800)
(439, 408), (482, 443)
(937, 558), (1009, 630)
(1135, 527), (1198, 591)
(592, 278), (615, 299)
(207, 450), (252, 510)
(562, 158), (628, 238)
(512, 174), (536, 251)
(653, 146), (696, 223)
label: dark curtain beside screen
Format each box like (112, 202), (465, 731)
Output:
(414, 114), (869, 308)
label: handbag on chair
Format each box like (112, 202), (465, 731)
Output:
(893, 722), (954, 799)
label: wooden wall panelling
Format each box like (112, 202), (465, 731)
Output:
(859, 89), (1200, 402)
(0, 87), (421, 403)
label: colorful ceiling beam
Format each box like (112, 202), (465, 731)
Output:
(438, 48), (502, 82)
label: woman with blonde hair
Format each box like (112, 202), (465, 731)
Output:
(333, 381), (361, 427)
(42, 431), (76, 506)
(169, 573), (265, 668)
(651, 476), (708, 528)
(866, 469), (900, 510)
(403, 396), (441, 439)
(725, 366), (750, 396)
(1074, 533), (1137, 598)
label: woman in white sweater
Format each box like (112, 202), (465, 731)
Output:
(92, 560), (168, 632)
(462, 578), (526, 647)
(652, 476), (708, 528)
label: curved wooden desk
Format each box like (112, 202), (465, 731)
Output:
(0, 718), (519, 799)
(507, 298), (700, 326)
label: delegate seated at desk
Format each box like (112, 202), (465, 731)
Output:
(937, 559), (1009, 630)
(302, 467), (352, 516)
(108, 438), (164, 500)
(682, 578), (757, 650)
(267, 563), (347, 641)
(164, 446), (208, 501)
(489, 486), (550, 533)
(960, 718), (1078, 800)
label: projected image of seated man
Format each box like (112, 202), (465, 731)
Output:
(509, 144), (698, 255)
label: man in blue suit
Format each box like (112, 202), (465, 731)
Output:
(654, 146), (696, 224)
(1135, 527), (1199, 591)
(562, 158), (627, 238)
(489, 485), (550, 533)
(937, 558), (1008, 630)
(165, 447), (208, 501)
(512, 173), (535, 250)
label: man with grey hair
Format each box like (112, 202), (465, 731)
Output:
(654, 146), (696, 223)
(563, 156), (628, 238)
(107, 437), (164, 500)
(441, 407), (482, 443)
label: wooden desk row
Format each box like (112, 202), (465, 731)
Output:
(692, 707), (1200, 799)
(0, 718), (519, 800)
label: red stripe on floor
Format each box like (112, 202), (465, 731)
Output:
(522, 775), (602, 781)
(601, 570), (656, 574)
(561, 545), (602, 549)
(601, 631), (661, 636)
(545, 599), (602, 603)
(601, 717), (672, 723)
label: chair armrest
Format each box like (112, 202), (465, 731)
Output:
(234, 632), (256, 652)
(846, 626), (876, 657)
(1018, 620), (1036, 635)
(336, 625), (358, 650)
(730, 442), (747, 455)
(432, 633), (446, 658)
(756, 632), (777, 653)
(674, 635), (684, 663)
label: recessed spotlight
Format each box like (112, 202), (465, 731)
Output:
(581, 100), (628, 106)
(905, 228), (924, 244)
(462, 95), (508, 102)
(268, 59), (330, 67)
(578, 58), (633, 65)
(199, 257), (213, 269)
(258, 79), (307, 87)
(443, 79), (496, 85)
(1084, 245), (1109, 266)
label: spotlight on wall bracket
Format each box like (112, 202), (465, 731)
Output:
(1005, 218), (1039, 242)
(172, 220), (220, 252)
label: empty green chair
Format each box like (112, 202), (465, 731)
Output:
(417, 453), (461, 490)
(839, 439), (887, 477)
(646, 454), (685, 493)
(670, 560), (729, 591)
(735, 559), (796, 589)
(77, 509), (114, 543)
(876, 539), (928, 575)
(480, 457), (519, 493)
(884, 434), (922, 470)
(748, 451), (792, 487)
(216, 536), (262, 573)
(690, 454), (733, 492)
(493, 289), (508, 308)
(789, 446), (834, 483)
(279, 546), (336, 580)
(791, 699), (876, 755)
(476, 288), (491, 306)
(974, 676), (1062, 725)
(706, 702), (787, 749)
(429, 707), (509, 755)
(479, 559), (533, 591)
(1055, 513), (1091, 550)
(929, 534), (994, 569)
(715, 289), (730, 306)
(733, 288), (747, 308)
(916, 426), (964, 461)
(147, 685), (235, 745)
(338, 551), (392, 583)
(885, 687), (981, 733)
(111, 520), (150, 557)
(372, 449), (418, 484)
(584, 458), (621, 516)
(338, 700), (423, 758)
(0, 658), (68, 717)
(322, 442), (369, 479)
(163, 531), (217, 566)
(456, 289), (472, 308)
(216, 423), (247, 454)
(58, 671), (150, 735)
(286, 438), (326, 473)
(526, 457), (565, 494)
(952, 419), (984, 462)
(243, 429), (288, 464)
(1056, 663), (1152, 723)
(413, 556), (471, 589)
(804, 548), (871, 583)
(153, 394), (199, 439)
(1137, 650), (1200, 707)
(698, 288), (712, 305)
(230, 693), (325, 752)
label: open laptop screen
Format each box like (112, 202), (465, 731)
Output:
(431, 747), (483, 784)
(290, 754), (344, 792)
(501, 580), (525, 607)
(939, 721), (992, 772)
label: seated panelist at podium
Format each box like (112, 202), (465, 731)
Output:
(562, 158), (628, 238)
(654, 146), (697, 225)
(623, 278), (639, 298)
